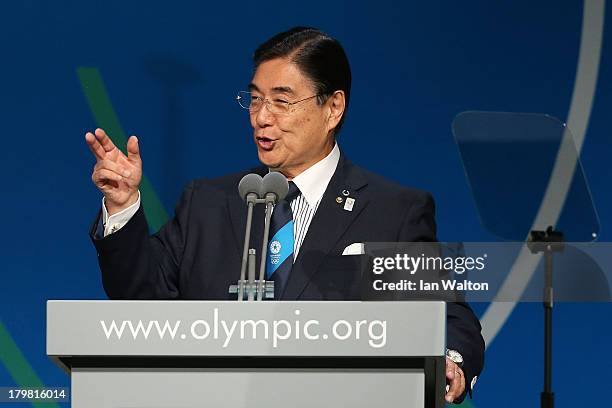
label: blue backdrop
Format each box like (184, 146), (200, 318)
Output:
(1, 1), (611, 406)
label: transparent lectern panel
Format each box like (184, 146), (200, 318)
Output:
(452, 111), (599, 242)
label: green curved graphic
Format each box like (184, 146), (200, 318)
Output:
(77, 67), (169, 231)
(0, 319), (60, 407)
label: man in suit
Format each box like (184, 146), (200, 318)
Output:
(85, 27), (484, 404)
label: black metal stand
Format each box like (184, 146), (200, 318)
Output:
(527, 226), (564, 408)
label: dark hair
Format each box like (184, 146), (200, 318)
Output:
(253, 27), (351, 135)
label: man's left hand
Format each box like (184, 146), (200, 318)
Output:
(445, 357), (465, 403)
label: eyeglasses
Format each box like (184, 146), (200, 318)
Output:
(236, 91), (320, 115)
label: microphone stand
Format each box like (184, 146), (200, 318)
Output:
(230, 194), (276, 301)
(237, 193), (257, 301)
(247, 248), (256, 301)
(230, 172), (287, 301)
(257, 195), (276, 301)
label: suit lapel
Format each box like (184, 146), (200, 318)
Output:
(282, 155), (369, 299)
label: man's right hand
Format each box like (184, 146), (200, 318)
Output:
(85, 128), (142, 215)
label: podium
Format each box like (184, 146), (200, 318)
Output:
(47, 301), (446, 407)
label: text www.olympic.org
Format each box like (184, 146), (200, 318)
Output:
(100, 308), (387, 348)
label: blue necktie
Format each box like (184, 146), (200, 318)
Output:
(266, 181), (300, 299)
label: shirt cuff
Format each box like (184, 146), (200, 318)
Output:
(102, 191), (141, 237)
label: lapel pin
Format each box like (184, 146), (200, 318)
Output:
(343, 197), (355, 211)
(336, 196), (343, 204)
(342, 189), (350, 196)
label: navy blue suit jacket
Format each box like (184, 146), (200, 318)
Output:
(91, 154), (484, 402)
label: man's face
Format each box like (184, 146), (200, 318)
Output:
(249, 58), (335, 178)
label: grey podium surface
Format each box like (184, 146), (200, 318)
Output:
(47, 301), (446, 408)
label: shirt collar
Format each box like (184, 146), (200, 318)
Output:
(290, 143), (340, 207)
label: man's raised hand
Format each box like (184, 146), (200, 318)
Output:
(85, 128), (142, 215)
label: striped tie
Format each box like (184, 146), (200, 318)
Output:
(266, 181), (300, 299)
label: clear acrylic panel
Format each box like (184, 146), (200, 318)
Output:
(452, 111), (599, 242)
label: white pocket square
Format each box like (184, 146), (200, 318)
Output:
(342, 242), (364, 255)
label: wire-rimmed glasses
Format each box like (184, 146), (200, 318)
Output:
(236, 91), (320, 115)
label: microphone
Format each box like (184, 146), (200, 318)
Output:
(237, 174), (263, 301)
(257, 172), (289, 300)
(260, 171), (289, 203)
(238, 173), (263, 203)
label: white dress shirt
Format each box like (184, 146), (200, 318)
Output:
(102, 144), (341, 259)
(286, 143), (340, 257)
(101, 191), (141, 237)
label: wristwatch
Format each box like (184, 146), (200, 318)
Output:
(446, 348), (464, 368)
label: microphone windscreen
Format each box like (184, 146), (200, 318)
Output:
(261, 172), (289, 201)
(238, 173), (263, 201)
